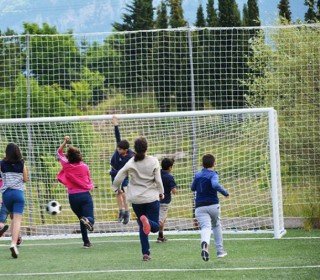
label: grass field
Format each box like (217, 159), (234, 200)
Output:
(0, 229), (319, 280)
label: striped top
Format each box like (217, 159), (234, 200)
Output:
(0, 160), (25, 193)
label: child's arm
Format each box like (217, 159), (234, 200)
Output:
(210, 175), (229, 197)
(23, 165), (29, 182)
(112, 116), (121, 143)
(112, 164), (128, 192)
(58, 136), (70, 153)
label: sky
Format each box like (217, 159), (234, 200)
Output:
(0, 0), (308, 34)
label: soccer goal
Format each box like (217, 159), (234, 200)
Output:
(0, 108), (286, 239)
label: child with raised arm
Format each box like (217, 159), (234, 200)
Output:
(110, 116), (134, 224)
(0, 143), (28, 258)
(157, 158), (177, 243)
(191, 154), (229, 261)
(56, 136), (95, 248)
(112, 137), (164, 261)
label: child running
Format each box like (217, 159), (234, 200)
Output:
(157, 158), (177, 243)
(112, 137), (164, 261)
(110, 116), (134, 224)
(56, 136), (95, 248)
(0, 143), (28, 258)
(191, 154), (229, 261)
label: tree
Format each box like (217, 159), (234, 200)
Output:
(154, 1), (170, 111)
(247, 0), (260, 26)
(278, 0), (292, 23)
(304, 0), (317, 22)
(168, 0), (187, 28)
(155, 1), (168, 29)
(218, 0), (241, 27)
(22, 22), (81, 89)
(317, 0), (320, 20)
(206, 0), (218, 27)
(112, 0), (154, 95)
(242, 4), (249, 26)
(244, 26), (320, 193)
(113, 0), (154, 31)
(195, 4), (206, 27)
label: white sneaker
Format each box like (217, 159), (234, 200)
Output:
(217, 251), (227, 258)
(10, 245), (19, 258)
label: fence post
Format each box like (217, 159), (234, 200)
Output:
(25, 33), (34, 226)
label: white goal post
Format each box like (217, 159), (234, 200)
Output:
(0, 108), (286, 239)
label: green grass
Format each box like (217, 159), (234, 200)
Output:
(0, 229), (319, 280)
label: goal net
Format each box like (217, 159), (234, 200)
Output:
(0, 108), (285, 239)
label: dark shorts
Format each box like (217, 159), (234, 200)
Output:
(2, 189), (25, 215)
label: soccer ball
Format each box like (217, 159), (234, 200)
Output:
(46, 200), (62, 215)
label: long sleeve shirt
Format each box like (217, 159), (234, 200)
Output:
(112, 156), (164, 204)
(56, 148), (94, 194)
(191, 168), (229, 208)
(109, 125), (134, 179)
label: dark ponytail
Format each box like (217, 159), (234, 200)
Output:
(134, 137), (148, 162)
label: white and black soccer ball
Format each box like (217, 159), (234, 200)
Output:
(46, 200), (62, 215)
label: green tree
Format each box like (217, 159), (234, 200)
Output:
(278, 0), (292, 23)
(195, 4), (206, 27)
(305, 0), (317, 22)
(214, 0), (243, 109)
(244, 27), (320, 192)
(168, 0), (187, 28)
(317, 0), (320, 20)
(155, 1), (168, 29)
(154, 1), (171, 111)
(206, 0), (218, 27)
(0, 28), (23, 91)
(22, 23), (81, 89)
(247, 0), (260, 26)
(242, 4), (249, 26)
(112, 0), (154, 96)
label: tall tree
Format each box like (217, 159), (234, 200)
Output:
(214, 0), (243, 109)
(304, 0), (317, 22)
(317, 0), (320, 20)
(113, 0), (154, 31)
(168, 0), (187, 28)
(242, 4), (249, 26)
(206, 0), (218, 27)
(155, 0), (168, 29)
(247, 0), (260, 26)
(112, 0), (154, 95)
(195, 4), (206, 27)
(218, 0), (241, 27)
(154, 1), (170, 111)
(278, 0), (292, 23)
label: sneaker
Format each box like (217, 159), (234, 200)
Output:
(80, 217), (94, 232)
(83, 242), (93, 249)
(0, 225), (9, 237)
(10, 245), (19, 259)
(156, 237), (167, 243)
(142, 254), (151, 261)
(201, 241), (209, 262)
(217, 251), (228, 258)
(122, 211), (130, 225)
(17, 236), (23, 246)
(118, 209), (125, 223)
(140, 215), (151, 235)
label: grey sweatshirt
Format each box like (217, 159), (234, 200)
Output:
(112, 155), (164, 204)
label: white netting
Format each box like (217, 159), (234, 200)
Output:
(0, 109), (284, 238)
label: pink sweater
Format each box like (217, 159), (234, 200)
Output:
(56, 148), (94, 194)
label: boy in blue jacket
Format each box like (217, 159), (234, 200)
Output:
(191, 154), (229, 261)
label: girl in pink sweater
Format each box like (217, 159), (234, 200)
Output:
(56, 136), (95, 248)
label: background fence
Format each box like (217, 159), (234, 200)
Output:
(0, 24), (319, 221)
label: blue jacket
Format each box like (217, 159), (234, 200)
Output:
(191, 168), (229, 208)
(109, 126), (134, 179)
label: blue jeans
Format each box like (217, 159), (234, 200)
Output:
(0, 202), (9, 223)
(2, 189), (25, 215)
(68, 192), (94, 244)
(132, 200), (160, 255)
